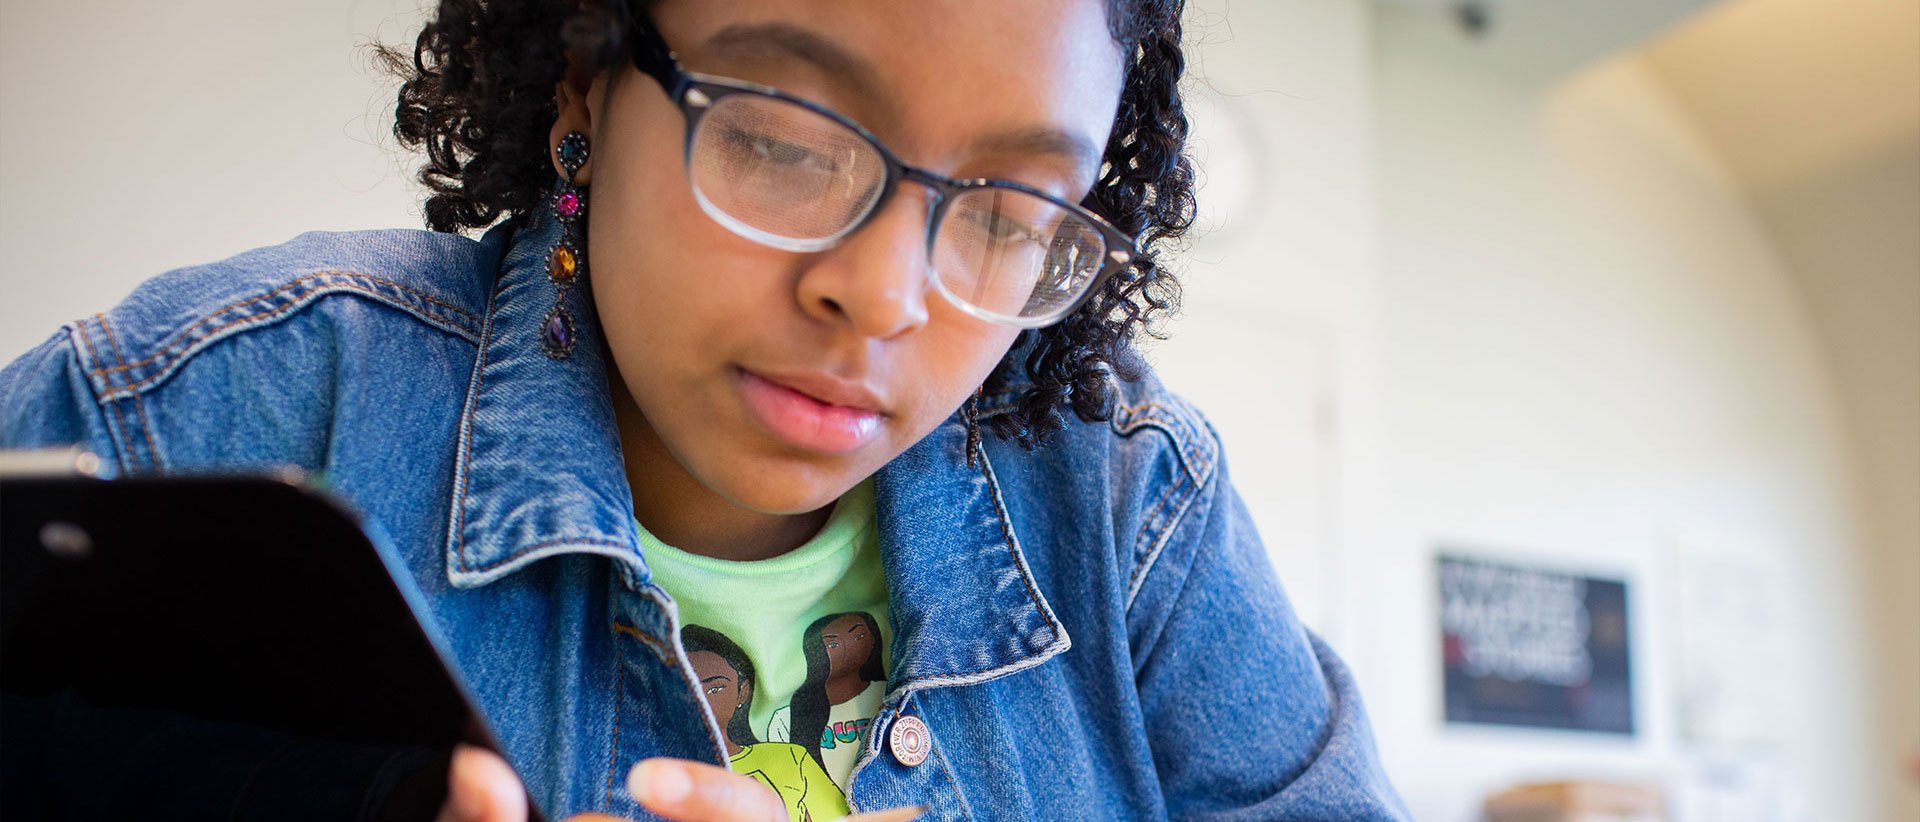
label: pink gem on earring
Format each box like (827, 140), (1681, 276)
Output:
(557, 192), (580, 217)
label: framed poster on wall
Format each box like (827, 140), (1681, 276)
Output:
(1438, 553), (1633, 734)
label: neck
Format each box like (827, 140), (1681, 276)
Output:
(826, 672), (869, 705)
(610, 372), (831, 562)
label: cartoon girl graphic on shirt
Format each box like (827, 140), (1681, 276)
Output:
(767, 612), (887, 773)
(681, 625), (846, 822)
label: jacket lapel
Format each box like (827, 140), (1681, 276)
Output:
(444, 211), (645, 588)
(873, 416), (1072, 692)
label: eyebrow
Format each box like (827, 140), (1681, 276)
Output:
(969, 127), (1103, 176)
(702, 22), (895, 111)
(701, 674), (733, 684)
(701, 22), (1102, 175)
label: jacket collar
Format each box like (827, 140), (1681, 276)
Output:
(444, 207), (1069, 685)
(443, 210), (642, 587)
(871, 418), (1071, 690)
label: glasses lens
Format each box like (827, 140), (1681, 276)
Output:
(688, 93), (886, 245)
(931, 187), (1108, 323)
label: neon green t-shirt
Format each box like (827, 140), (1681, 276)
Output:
(638, 480), (890, 815)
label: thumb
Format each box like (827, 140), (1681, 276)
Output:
(628, 758), (789, 821)
(437, 744), (529, 822)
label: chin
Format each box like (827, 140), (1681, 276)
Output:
(708, 458), (862, 515)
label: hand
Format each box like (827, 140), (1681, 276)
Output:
(434, 744), (788, 822)
(626, 757), (791, 821)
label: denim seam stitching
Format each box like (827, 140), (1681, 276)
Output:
(74, 320), (140, 473)
(86, 272), (480, 380)
(458, 538), (635, 574)
(1130, 402), (1212, 472)
(1125, 470), (1189, 598)
(449, 276), (500, 578)
(605, 639), (626, 810)
(96, 313), (162, 469)
(891, 454), (1068, 688)
(1124, 471), (1206, 613)
(452, 544), (647, 591)
(611, 620), (673, 661)
(902, 658), (1041, 684)
(1111, 402), (1213, 484)
(981, 455), (1050, 637)
(87, 284), (484, 402)
(59, 324), (127, 473)
(927, 729), (976, 822)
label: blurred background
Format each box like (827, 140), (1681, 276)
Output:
(1, 0), (1914, 819)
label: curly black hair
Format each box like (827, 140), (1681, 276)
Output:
(381, 0), (1193, 447)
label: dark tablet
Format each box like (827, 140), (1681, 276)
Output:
(0, 465), (540, 821)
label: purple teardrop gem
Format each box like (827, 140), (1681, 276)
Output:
(545, 313), (572, 349)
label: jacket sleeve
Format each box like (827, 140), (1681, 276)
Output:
(1127, 449), (1409, 821)
(0, 329), (125, 472)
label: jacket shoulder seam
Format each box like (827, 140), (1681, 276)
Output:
(81, 270), (484, 402)
(61, 321), (154, 473)
(1108, 391), (1223, 612)
(93, 315), (163, 471)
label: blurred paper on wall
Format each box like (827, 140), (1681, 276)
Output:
(1671, 539), (1787, 748)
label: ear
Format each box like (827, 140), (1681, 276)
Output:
(549, 61), (603, 185)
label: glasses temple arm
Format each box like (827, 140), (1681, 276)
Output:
(627, 17), (690, 98)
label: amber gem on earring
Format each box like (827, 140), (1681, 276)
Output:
(548, 242), (579, 285)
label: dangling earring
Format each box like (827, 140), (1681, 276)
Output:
(964, 387), (984, 469)
(541, 130), (590, 359)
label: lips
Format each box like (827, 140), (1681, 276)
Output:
(755, 370), (885, 413)
(736, 368), (886, 454)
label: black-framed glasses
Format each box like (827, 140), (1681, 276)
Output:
(628, 21), (1137, 329)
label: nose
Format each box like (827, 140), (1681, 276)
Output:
(794, 185), (934, 340)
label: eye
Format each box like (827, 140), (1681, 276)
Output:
(977, 211), (1041, 245)
(722, 128), (836, 173)
(705, 684), (724, 695)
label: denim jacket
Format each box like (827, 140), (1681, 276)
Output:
(0, 208), (1409, 821)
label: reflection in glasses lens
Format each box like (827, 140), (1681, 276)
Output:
(681, 89), (1118, 326)
(688, 94), (885, 244)
(930, 188), (1106, 323)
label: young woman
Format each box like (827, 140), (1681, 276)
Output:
(680, 625), (848, 822)
(0, 0), (1408, 820)
(775, 611), (888, 775)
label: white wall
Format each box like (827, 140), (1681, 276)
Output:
(1752, 139), (1920, 822)
(1367, 6), (1880, 819)
(0, 0), (429, 362)
(1151, 0), (1378, 656)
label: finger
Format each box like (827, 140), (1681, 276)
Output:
(628, 757), (789, 822)
(437, 744), (529, 822)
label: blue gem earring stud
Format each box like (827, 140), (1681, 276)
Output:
(542, 131), (590, 359)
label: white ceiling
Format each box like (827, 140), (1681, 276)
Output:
(1642, 0), (1920, 193)
(1372, 0), (1722, 80)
